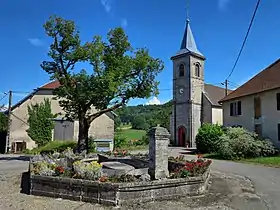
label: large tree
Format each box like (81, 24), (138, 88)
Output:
(41, 16), (164, 153)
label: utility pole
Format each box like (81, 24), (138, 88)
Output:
(5, 90), (12, 154)
(225, 79), (228, 96)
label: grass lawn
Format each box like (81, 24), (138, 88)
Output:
(115, 128), (148, 151)
(202, 153), (280, 168)
(240, 156), (280, 168)
(116, 128), (146, 141)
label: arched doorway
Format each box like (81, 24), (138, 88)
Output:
(178, 126), (186, 147)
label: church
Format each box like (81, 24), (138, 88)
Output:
(170, 19), (231, 147)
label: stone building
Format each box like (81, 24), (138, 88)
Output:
(8, 80), (115, 152)
(170, 19), (231, 147)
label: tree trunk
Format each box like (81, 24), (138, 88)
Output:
(77, 117), (90, 153)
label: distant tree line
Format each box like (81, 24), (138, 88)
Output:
(114, 100), (173, 131)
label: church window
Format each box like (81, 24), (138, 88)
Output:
(195, 63), (200, 77)
(179, 64), (185, 77)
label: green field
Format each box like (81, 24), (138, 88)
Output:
(116, 128), (146, 140)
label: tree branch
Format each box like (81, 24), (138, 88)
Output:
(87, 98), (126, 123)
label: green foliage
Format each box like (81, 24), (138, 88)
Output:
(195, 123), (224, 153)
(131, 115), (149, 131)
(115, 100), (172, 131)
(114, 134), (128, 148)
(24, 140), (76, 155)
(0, 112), (7, 132)
(26, 98), (55, 147)
(216, 127), (277, 160)
(88, 136), (97, 153)
(114, 116), (121, 131)
(133, 135), (149, 146)
(41, 15), (164, 152)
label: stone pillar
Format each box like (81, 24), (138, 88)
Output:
(148, 126), (170, 180)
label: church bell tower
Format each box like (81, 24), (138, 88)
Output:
(170, 18), (206, 148)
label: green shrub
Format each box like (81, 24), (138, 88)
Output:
(195, 123), (224, 153)
(133, 135), (149, 146)
(114, 134), (127, 148)
(216, 127), (277, 160)
(24, 140), (76, 155)
(88, 136), (96, 153)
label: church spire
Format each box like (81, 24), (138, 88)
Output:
(179, 19), (203, 57)
(177, 1), (203, 57)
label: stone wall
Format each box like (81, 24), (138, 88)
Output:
(30, 171), (210, 206)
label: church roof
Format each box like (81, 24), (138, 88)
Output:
(176, 19), (204, 57)
(204, 84), (232, 107)
(220, 58), (280, 103)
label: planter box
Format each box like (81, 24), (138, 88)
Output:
(30, 171), (210, 206)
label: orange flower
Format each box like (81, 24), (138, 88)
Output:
(197, 154), (203, 159)
(99, 176), (108, 182)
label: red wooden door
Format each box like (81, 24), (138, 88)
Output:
(178, 127), (186, 147)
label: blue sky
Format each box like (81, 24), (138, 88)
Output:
(0, 0), (280, 107)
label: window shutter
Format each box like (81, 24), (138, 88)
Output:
(237, 101), (242, 115)
(230, 103), (233, 116)
(277, 93), (280, 110)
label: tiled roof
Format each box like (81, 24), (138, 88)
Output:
(40, 80), (60, 89)
(204, 84), (232, 106)
(10, 80), (117, 118)
(220, 58), (280, 102)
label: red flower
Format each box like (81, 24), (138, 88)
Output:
(55, 166), (65, 174)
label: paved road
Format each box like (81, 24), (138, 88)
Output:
(170, 147), (280, 210)
(1, 149), (280, 209)
(0, 154), (29, 172)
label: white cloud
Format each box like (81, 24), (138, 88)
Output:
(28, 38), (44, 47)
(101, 0), (112, 13)
(121, 18), (128, 28)
(218, 0), (231, 10)
(146, 97), (161, 105)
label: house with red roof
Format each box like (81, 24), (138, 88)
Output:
(219, 59), (280, 148)
(8, 80), (115, 152)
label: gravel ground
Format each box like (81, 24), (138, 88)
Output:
(0, 170), (268, 210)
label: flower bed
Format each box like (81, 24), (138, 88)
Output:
(29, 151), (212, 206)
(168, 155), (212, 178)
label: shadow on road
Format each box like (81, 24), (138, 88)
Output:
(0, 156), (30, 161)
(20, 171), (30, 195)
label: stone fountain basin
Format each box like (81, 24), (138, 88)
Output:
(30, 170), (210, 206)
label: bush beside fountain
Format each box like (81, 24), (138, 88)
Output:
(29, 127), (212, 206)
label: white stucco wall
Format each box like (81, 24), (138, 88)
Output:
(222, 88), (280, 147)
(212, 107), (223, 125)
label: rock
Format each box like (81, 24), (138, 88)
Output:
(101, 161), (136, 177)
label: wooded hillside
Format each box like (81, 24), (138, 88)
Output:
(115, 100), (173, 131)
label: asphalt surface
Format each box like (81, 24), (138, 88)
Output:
(1, 149), (280, 210)
(170, 147), (280, 210)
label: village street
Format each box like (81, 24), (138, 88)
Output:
(0, 149), (280, 210)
